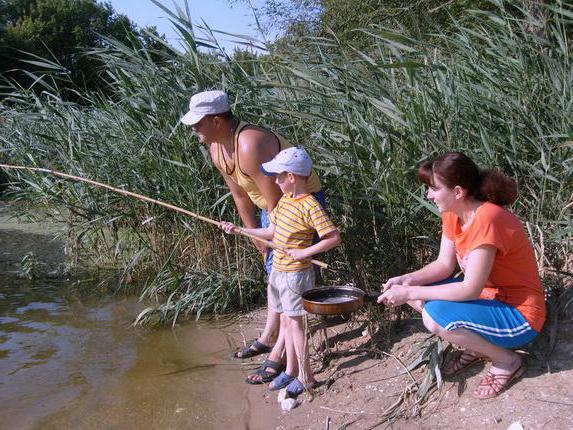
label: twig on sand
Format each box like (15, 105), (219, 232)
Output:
(378, 350), (417, 384)
(534, 398), (573, 406)
(320, 406), (379, 416)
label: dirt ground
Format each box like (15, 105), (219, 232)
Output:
(234, 305), (573, 430)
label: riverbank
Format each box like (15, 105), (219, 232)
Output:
(269, 314), (573, 429)
(2, 201), (572, 429)
(0, 201), (66, 275)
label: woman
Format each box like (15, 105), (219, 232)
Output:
(378, 152), (545, 399)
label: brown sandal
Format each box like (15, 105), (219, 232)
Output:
(472, 364), (525, 400)
(443, 351), (485, 377)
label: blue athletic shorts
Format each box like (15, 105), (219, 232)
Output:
(260, 190), (326, 274)
(423, 278), (539, 349)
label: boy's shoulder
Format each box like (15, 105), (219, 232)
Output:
(279, 193), (321, 210)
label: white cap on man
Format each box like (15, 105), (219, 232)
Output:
(181, 90), (230, 125)
(261, 147), (313, 177)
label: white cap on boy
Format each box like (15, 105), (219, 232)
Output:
(261, 147), (313, 177)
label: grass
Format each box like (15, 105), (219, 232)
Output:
(0, 0), (571, 325)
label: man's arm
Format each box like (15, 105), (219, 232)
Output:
(236, 129), (283, 212)
(208, 143), (265, 253)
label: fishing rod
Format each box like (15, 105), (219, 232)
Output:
(0, 164), (328, 269)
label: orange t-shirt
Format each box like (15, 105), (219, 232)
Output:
(442, 202), (546, 332)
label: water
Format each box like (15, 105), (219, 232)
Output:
(0, 278), (276, 429)
(312, 296), (357, 304)
(0, 203), (276, 429)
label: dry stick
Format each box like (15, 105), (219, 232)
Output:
(319, 406), (379, 416)
(0, 164), (328, 268)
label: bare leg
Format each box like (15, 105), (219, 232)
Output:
(283, 313), (298, 377)
(257, 284), (280, 346)
(288, 315), (315, 386)
(422, 309), (522, 397)
(244, 293), (285, 383)
(407, 299), (424, 313)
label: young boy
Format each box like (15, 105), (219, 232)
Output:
(220, 147), (341, 396)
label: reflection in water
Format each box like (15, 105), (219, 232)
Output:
(0, 278), (139, 426)
(0, 278), (276, 430)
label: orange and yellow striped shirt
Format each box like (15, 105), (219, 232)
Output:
(269, 193), (337, 272)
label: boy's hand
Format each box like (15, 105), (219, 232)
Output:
(286, 248), (309, 261)
(219, 221), (238, 234)
(253, 240), (267, 256)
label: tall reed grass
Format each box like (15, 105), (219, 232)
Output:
(1, 0), (571, 324)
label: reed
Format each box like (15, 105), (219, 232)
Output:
(0, 0), (571, 325)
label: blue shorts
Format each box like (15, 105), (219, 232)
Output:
(424, 280), (539, 349)
(260, 190), (326, 274)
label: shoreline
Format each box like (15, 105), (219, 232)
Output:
(2, 200), (573, 429)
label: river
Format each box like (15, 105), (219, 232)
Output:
(0, 203), (276, 429)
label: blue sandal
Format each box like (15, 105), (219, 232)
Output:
(286, 378), (318, 397)
(245, 359), (284, 385)
(286, 378), (306, 396)
(269, 371), (295, 391)
(233, 339), (272, 359)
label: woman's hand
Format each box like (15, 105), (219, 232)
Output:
(382, 275), (414, 291)
(377, 285), (411, 307)
(219, 221), (239, 234)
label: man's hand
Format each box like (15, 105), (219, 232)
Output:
(252, 239), (268, 256)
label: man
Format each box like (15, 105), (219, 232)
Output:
(181, 90), (324, 384)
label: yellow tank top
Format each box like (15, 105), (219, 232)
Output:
(217, 122), (321, 209)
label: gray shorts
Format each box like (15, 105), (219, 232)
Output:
(268, 267), (315, 316)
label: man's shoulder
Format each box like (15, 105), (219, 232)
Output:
(237, 126), (280, 172)
(237, 125), (276, 149)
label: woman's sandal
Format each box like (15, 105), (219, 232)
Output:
(233, 339), (272, 359)
(269, 371), (295, 391)
(472, 364), (525, 400)
(245, 359), (284, 385)
(443, 351), (485, 377)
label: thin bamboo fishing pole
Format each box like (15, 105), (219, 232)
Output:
(0, 163), (328, 269)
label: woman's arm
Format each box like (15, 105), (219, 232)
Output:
(379, 245), (496, 306)
(383, 234), (457, 290)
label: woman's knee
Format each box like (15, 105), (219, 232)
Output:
(422, 308), (445, 335)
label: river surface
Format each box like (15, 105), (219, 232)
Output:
(0, 203), (276, 430)
(0, 278), (278, 430)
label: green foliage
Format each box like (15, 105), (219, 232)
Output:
(0, 0), (167, 98)
(1, 0), (572, 322)
(247, 0), (496, 48)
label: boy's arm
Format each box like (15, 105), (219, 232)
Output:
(220, 221), (275, 241)
(286, 230), (341, 261)
(238, 224), (275, 241)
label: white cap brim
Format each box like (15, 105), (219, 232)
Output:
(260, 160), (286, 176)
(181, 111), (205, 126)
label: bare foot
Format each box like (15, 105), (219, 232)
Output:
(472, 354), (524, 399)
(442, 350), (485, 377)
